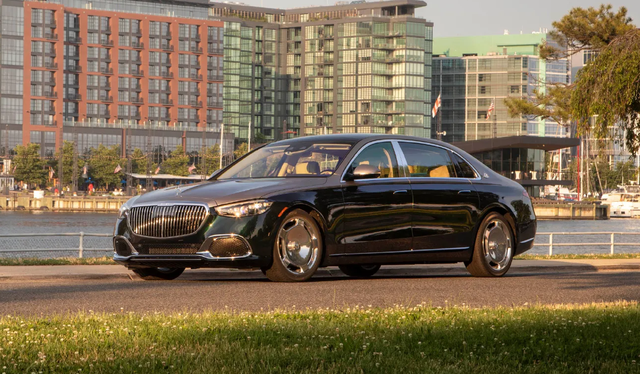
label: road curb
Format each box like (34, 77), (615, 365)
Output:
(2, 263), (639, 281)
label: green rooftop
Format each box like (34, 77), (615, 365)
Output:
(433, 33), (549, 57)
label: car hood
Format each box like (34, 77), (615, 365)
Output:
(131, 178), (328, 207)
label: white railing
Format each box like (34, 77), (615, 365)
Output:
(0, 233), (112, 258)
(534, 232), (640, 255)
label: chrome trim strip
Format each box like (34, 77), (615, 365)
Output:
(520, 237), (535, 244)
(329, 246), (470, 257)
(113, 235), (139, 255)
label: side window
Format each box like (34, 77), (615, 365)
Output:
(452, 153), (478, 179)
(347, 142), (400, 178)
(399, 142), (455, 178)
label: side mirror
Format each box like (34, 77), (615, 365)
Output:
(346, 164), (380, 181)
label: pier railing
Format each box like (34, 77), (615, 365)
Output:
(0, 232), (639, 259)
(534, 232), (640, 255)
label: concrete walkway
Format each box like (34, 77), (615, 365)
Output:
(2, 259), (640, 281)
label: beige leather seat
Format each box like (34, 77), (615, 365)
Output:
(429, 165), (450, 178)
(295, 161), (320, 175)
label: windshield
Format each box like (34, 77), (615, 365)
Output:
(217, 143), (353, 180)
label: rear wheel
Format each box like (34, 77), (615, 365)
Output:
(263, 209), (323, 282)
(465, 212), (514, 277)
(339, 264), (381, 278)
(131, 267), (184, 280)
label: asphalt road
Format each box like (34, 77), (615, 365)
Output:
(1, 268), (639, 315)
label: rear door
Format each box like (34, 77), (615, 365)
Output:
(397, 141), (480, 252)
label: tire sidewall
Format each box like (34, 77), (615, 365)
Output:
(474, 212), (514, 276)
(269, 209), (323, 281)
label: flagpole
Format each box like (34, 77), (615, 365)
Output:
(493, 96), (497, 139)
(437, 93), (442, 141)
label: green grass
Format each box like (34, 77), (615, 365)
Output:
(516, 253), (640, 260)
(1, 302), (639, 373)
(0, 256), (115, 266)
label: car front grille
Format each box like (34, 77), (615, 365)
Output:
(129, 204), (209, 238)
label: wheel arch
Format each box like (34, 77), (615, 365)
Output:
(474, 203), (518, 244)
(276, 202), (331, 265)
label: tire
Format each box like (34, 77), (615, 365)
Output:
(339, 264), (381, 278)
(132, 267), (185, 280)
(263, 209), (323, 282)
(465, 212), (515, 277)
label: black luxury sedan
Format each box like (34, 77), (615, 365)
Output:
(113, 134), (536, 282)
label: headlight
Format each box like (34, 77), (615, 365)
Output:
(118, 205), (129, 219)
(215, 200), (273, 218)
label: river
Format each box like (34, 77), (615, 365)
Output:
(1, 212), (639, 256)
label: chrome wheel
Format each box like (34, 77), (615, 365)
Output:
(277, 216), (320, 275)
(482, 219), (512, 271)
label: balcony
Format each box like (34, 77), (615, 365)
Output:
(42, 121), (58, 127)
(131, 41), (144, 49)
(208, 47), (223, 54)
(208, 74), (223, 81)
(131, 97), (144, 105)
(66, 65), (82, 73)
(87, 112), (110, 119)
(67, 93), (82, 100)
(191, 101), (203, 108)
(44, 20), (56, 29)
(67, 36), (82, 44)
(161, 44), (174, 52)
(43, 32), (58, 40)
(99, 95), (113, 102)
(132, 57), (142, 64)
(190, 46), (203, 54)
(101, 40), (114, 47)
(160, 71), (173, 78)
(43, 62), (58, 69)
(99, 67), (113, 75)
(190, 73), (203, 81)
(131, 70), (144, 77)
(208, 101), (223, 108)
(160, 98), (173, 105)
(43, 91), (58, 99)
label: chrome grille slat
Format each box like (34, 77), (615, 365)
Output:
(129, 204), (208, 238)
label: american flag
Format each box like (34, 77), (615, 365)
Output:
(155, 166), (161, 175)
(486, 101), (495, 120)
(113, 164), (122, 174)
(188, 164), (196, 173)
(48, 167), (54, 180)
(431, 93), (442, 118)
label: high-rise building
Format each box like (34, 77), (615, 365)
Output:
(1, 0), (228, 158)
(211, 0), (434, 141)
(431, 34), (570, 142)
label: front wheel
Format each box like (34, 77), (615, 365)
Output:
(263, 209), (323, 282)
(339, 264), (381, 278)
(465, 212), (514, 277)
(132, 267), (184, 280)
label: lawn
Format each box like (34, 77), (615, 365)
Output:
(1, 302), (638, 373)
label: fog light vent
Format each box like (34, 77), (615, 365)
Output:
(114, 238), (133, 256)
(209, 236), (251, 258)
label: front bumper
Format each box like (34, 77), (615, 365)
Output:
(113, 203), (288, 269)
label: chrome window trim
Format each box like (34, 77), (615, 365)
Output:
(395, 140), (482, 181)
(340, 139), (409, 183)
(127, 202), (212, 239)
(330, 246), (470, 257)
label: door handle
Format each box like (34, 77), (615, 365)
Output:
(393, 190), (408, 195)
(458, 190), (472, 194)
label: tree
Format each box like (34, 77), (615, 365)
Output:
(130, 148), (150, 174)
(504, 5), (636, 146)
(572, 29), (640, 153)
(200, 144), (221, 176)
(88, 144), (124, 190)
(54, 140), (83, 188)
(13, 143), (47, 188)
(162, 145), (189, 176)
(234, 142), (248, 160)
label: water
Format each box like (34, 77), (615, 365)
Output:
(1, 212), (639, 256)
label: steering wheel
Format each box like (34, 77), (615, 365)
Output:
(320, 169), (333, 175)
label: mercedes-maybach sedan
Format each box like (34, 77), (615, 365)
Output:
(113, 134), (536, 282)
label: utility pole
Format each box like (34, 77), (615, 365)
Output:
(201, 126), (206, 180)
(146, 121), (152, 191)
(219, 123), (224, 169)
(247, 121), (252, 152)
(126, 120), (132, 195)
(4, 124), (8, 157)
(57, 126), (64, 193)
(72, 126), (78, 193)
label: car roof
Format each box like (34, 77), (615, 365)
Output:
(271, 134), (451, 147)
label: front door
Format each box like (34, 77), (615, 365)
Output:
(397, 141), (480, 252)
(340, 141), (413, 254)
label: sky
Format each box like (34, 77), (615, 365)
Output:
(233, 0), (640, 38)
